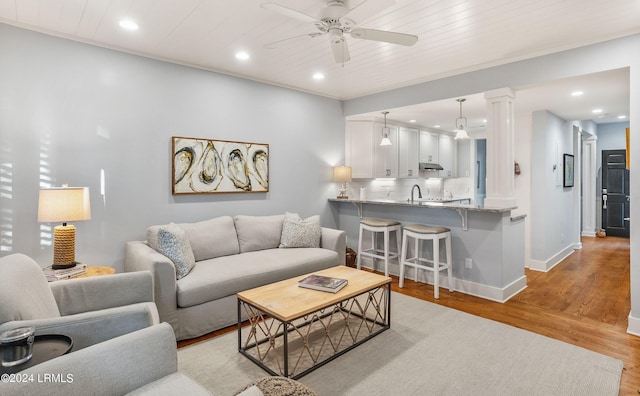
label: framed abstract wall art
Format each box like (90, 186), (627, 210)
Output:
(172, 136), (269, 194)
(563, 153), (574, 188)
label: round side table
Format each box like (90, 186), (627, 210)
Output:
(72, 266), (116, 278)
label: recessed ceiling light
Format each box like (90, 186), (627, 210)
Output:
(235, 51), (250, 60)
(433, 125), (441, 128)
(119, 19), (139, 31)
(571, 91), (584, 96)
(592, 108), (603, 114)
(312, 72), (325, 80)
(409, 119), (416, 123)
(618, 115), (627, 119)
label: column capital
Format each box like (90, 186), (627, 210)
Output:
(484, 87), (515, 100)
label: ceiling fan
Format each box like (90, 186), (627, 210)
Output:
(261, 0), (418, 63)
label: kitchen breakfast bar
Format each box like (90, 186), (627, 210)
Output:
(329, 198), (527, 302)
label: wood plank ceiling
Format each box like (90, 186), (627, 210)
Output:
(0, 0), (637, 126)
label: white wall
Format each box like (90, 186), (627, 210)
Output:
(0, 24), (345, 271)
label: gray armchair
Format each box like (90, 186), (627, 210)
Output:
(0, 253), (159, 351)
(0, 322), (212, 396)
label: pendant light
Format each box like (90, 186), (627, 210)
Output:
(380, 111), (392, 146)
(454, 98), (470, 140)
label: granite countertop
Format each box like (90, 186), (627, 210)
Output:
(328, 198), (516, 213)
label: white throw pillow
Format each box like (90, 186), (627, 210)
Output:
(279, 212), (321, 248)
(154, 224), (196, 280)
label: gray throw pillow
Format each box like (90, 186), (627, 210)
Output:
(155, 224), (196, 280)
(279, 212), (321, 248)
(234, 214), (284, 253)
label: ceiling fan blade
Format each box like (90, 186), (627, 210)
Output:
(261, 3), (319, 24)
(264, 32), (324, 49)
(344, 0), (396, 23)
(331, 37), (351, 63)
(350, 28), (418, 46)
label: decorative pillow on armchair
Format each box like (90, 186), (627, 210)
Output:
(149, 224), (195, 280)
(279, 212), (321, 248)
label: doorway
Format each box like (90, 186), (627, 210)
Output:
(602, 149), (630, 237)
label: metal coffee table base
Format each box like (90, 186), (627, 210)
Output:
(237, 284), (390, 379)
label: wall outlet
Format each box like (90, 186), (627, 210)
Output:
(465, 258), (473, 269)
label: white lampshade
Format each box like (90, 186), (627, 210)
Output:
(38, 187), (91, 223)
(332, 166), (352, 183)
(38, 187), (91, 268)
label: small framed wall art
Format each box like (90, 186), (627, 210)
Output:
(172, 136), (269, 194)
(563, 153), (574, 188)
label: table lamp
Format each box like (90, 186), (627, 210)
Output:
(333, 166), (352, 199)
(38, 186), (91, 269)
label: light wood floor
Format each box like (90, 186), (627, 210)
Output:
(179, 236), (639, 395)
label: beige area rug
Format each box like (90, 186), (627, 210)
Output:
(178, 292), (622, 396)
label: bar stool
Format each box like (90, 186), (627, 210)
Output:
(399, 224), (453, 299)
(356, 218), (402, 277)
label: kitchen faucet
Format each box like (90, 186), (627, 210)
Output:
(410, 184), (422, 202)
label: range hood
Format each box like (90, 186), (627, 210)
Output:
(419, 162), (444, 171)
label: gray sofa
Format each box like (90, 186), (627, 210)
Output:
(125, 214), (346, 340)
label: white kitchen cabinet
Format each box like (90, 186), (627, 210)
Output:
(419, 130), (439, 164)
(398, 127), (419, 178)
(374, 122), (398, 178)
(438, 133), (456, 178)
(345, 121), (375, 178)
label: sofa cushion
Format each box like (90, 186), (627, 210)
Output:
(279, 212), (321, 248)
(177, 216), (240, 261)
(234, 215), (284, 253)
(149, 224), (195, 280)
(176, 248), (339, 308)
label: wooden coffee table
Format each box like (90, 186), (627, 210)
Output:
(237, 266), (391, 379)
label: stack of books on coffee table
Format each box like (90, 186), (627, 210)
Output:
(43, 263), (87, 281)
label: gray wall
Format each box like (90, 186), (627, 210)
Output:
(597, 121), (629, 170)
(0, 24), (345, 271)
(530, 111), (575, 263)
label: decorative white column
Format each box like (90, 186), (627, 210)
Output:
(572, 126), (582, 249)
(484, 88), (517, 208)
(582, 135), (597, 237)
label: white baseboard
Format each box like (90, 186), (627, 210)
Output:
(359, 261), (528, 302)
(628, 314), (640, 337)
(528, 246), (575, 272)
(454, 276), (527, 303)
(581, 231), (596, 237)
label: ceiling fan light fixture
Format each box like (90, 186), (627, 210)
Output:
(262, 0), (418, 64)
(454, 98), (470, 140)
(380, 111), (392, 146)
